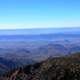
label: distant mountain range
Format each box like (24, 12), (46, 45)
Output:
(0, 27), (80, 41)
(0, 33), (80, 40)
(0, 27), (80, 76)
(0, 42), (80, 75)
(0, 27), (80, 35)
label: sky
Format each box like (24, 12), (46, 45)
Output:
(0, 0), (80, 29)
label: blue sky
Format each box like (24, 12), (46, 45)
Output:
(0, 0), (80, 29)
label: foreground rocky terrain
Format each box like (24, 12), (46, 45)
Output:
(0, 52), (80, 80)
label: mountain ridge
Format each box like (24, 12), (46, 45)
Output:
(1, 52), (80, 80)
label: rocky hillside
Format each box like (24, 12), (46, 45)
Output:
(1, 52), (80, 80)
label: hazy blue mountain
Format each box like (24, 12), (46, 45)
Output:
(0, 28), (80, 41)
(0, 27), (80, 75)
(0, 27), (80, 35)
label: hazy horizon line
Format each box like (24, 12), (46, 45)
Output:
(0, 26), (80, 30)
